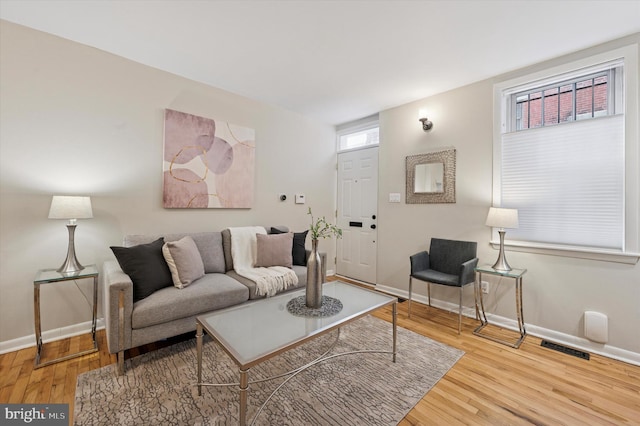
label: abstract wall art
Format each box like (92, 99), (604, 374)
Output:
(163, 109), (255, 208)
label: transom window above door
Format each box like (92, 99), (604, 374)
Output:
(337, 116), (379, 152)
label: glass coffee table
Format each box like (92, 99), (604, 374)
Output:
(196, 281), (397, 426)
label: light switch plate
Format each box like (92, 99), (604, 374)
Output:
(389, 193), (401, 203)
(295, 194), (305, 204)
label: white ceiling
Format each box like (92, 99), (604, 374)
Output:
(2, 1), (639, 125)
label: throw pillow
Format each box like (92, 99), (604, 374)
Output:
(162, 236), (205, 289)
(163, 232), (226, 273)
(110, 238), (173, 302)
(255, 232), (293, 268)
(271, 228), (308, 266)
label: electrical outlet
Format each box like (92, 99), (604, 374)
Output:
(481, 281), (489, 294)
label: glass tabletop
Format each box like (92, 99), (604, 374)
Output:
(475, 265), (527, 278)
(197, 281), (396, 369)
(34, 264), (99, 283)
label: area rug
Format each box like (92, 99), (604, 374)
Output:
(75, 316), (463, 425)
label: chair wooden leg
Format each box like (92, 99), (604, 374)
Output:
(408, 276), (413, 318)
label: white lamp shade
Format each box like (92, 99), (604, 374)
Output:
(48, 196), (93, 220)
(485, 207), (518, 229)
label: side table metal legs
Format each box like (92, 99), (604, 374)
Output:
(34, 283), (43, 365)
(392, 302), (397, 363)
(473, 271), (527, 349)
(515, 276), (526, 340)
(34, 274), (99, 368)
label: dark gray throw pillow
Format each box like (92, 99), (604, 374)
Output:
(110, 238), (173, 302)
(271, 228), (308, 266)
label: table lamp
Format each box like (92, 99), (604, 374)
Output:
(48, 196), (93, 274)
(485, 207), (518, 272)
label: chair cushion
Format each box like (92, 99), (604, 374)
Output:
(131, 273), (249, 329)
(429, 238), (477, 276)
(412, 269), (459, 287)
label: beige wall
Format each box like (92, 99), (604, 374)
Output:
(378, 34), (640, 358)
(0, 21), (337, 345)
(2, 19), (639, 362)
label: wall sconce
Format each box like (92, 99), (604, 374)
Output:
(418, 109), (433, 132)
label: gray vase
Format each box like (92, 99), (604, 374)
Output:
(306, 239), (323, 308)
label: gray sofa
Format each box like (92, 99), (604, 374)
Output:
(102, 227), (322, 375)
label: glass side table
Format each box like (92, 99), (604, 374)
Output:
(33, 265), (99, 368)
(473, 265), (527, 348)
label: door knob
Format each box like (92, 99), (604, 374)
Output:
(370, 224), (376, 229)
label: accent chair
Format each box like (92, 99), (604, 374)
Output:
(408, 238), (478, 334)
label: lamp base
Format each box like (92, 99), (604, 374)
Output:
(491, 230), (512, 272)
(57, 224), (85, 275)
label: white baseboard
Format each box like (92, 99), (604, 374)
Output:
(0, 319), (105, 355)
(375, 284), (640, 367)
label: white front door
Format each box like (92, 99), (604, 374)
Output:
(336, 147), (378, 284)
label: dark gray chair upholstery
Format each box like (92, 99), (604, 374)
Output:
(409, 238), (478, 334)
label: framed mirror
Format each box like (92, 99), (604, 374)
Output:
(406, 149), (456, 203)
(414, 162), (444, 193)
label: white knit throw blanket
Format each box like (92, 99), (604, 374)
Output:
(229, 226), (298, 297)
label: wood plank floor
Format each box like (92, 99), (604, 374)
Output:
(1, 283), (639, 425)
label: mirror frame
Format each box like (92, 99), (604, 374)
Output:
(406, 149), (456, 204)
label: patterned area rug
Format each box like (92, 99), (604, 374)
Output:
(75, 315), (463, 425)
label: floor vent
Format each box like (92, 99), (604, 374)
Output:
(541, 340), (590, 360)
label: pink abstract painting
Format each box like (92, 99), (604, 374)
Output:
(163, 109), (255, 208)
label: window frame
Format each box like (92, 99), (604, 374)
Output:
(336, 115), (379, 153)
(512, 68), (616, 130)
(492, 44), (639, 264)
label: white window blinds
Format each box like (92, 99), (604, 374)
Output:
(500, 114), (624, 250)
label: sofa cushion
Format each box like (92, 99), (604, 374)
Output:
(271, 228), (308, 266)
(125, 232), (225, 273)
(255, 232), (293, 268)
(221, 228), (233, 272)
(162, 236), (205, 288)
(227, 264), (306, 300)
(131, 273), (249, 329)
(111, 238), (173, 302)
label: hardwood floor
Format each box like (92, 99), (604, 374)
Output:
(1, 285), (639, 425)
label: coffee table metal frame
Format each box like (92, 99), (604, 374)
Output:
(196, 281), (397, 426)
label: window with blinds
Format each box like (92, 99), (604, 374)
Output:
(498, 60), (625, 250)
